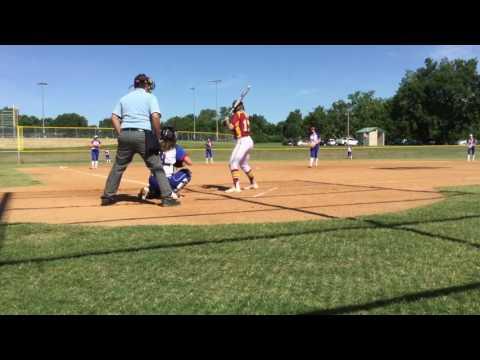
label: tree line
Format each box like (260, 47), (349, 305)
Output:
(17, 57), (480, 144)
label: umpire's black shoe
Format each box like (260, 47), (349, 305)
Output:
(101, 196), (116, 206)
(161, 197), (180, 207)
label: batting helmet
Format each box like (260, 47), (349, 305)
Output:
(232, 100), (244, 112)
(160, 126), (176, 141)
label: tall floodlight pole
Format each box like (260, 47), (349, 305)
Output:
(346, 109), (352, 138)
(208, 80), (222, 140)
(190, 87), (196, 140)
(37, 82), (48, 136)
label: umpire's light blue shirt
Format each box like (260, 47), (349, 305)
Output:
(112, 88), (161, 131)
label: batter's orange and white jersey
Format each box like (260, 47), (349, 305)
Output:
(230, 111), (251, 139)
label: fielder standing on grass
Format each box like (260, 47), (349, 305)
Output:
(223, 100), (258, 193)
(467, 134), (476, 162)
(100, 74), (180, 207)
(308, 126), (320, 168)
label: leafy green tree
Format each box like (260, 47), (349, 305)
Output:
(347, 91), (393, 138)
(99, 118), (113, 128)
(282, 110), (303, 140)
(51, 113), (88, 127)
(303, 106), (328, 139)
(390, 57), (480, 144)
(18, 115), (42, 126)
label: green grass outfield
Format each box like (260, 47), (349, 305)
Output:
(1, 182), (480, 314)
(1, 145), (479, 314)
(0, 143), (472, 165)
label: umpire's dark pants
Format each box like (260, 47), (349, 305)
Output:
(102, 129), (173, 198)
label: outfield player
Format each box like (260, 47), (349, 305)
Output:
(467, 134), (477, 161)
(205, 137), (214, 164)
(105, 149), (111, 164)
(139, 126), (193, 200)
(90, 135), (101, 169)
(224, 100), (258, 193)
(347, 145), (353, 160)
(308, 127), (320, 168)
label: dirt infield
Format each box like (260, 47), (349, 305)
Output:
(1, 160), (480, 226)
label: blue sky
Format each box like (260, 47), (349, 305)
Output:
(1, 45), (479, 125)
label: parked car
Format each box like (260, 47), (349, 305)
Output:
(457, 139), (467, 145)
(336, 137), (359, 146)
(400, 138), (419, 145)
(327, 138), (337, 146)
(282, 138), (298, 146)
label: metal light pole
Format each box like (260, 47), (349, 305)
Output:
(37, 82), (48, 136)
(346, 109), (352, 138)
(190, 87), (196, 140)
(208, 79), (222, 140)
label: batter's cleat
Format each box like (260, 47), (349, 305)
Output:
(243, 183), (259, 190)
(101, 196), (116, 206)
(161, 197), (180, 207)
(171, 192), (179, 200)
(139, 186), (150, 200)
(225, 187), (241, 193)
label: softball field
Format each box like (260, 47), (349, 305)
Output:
(1, 159), (479, 226)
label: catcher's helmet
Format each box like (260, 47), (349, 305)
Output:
(134, 74), (155, 92)
(160, 126), (176, 141)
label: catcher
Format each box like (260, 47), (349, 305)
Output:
(222, 100), (258, 193)
(139, 126), (193, 200)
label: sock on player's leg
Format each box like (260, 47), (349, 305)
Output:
(95, 161), (98, 168)
(91, 161), (94, 168)
(231, 169), (241, 190)
(315, 158), (318, 167)
(468, 155), (471, 161)
(309, 158), (313, 167)
(246, 170), (256, 184)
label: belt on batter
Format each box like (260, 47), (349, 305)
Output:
(123, 128), (145, 132)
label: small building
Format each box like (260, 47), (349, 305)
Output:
(356, 127), (385, 146)
(0, 106), (19, 138)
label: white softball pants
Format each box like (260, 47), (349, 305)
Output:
(229, 136), (254, 173)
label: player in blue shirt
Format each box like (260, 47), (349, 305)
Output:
(139, 126), (193, 200)
(205, 137), (214, 164)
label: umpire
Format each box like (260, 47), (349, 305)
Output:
(101, 74), (180, 207)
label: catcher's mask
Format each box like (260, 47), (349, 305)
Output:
(133, 74), (155, 93)
(160, 127), (177, 142)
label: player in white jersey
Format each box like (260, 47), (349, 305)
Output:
(90, 135), (101, 169)
(467, 134), (477, 161)
(308, 127), (320, 168)
(224, 101), (258, 193)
